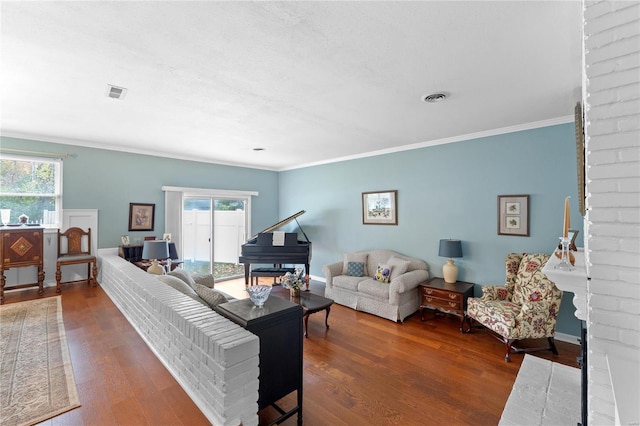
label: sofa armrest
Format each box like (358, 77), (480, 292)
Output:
(322, 261), (343, 288)
(389, 269), (429, 304)
(480, 285), (511, 301)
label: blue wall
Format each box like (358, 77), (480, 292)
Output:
(279, 123), (583, 336)
(1, 124), (582, 336)
(0, 136), (280, 248)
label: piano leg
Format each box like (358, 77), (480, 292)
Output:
(304, 263), (310, 291)
(243, 263), (251, 287)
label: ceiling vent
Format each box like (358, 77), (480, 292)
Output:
(106, 84), (127, 100)
(423, 93), (447, 103)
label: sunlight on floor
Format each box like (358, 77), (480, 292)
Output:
(213, 277), (272, 300)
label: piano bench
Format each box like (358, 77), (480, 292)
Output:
(251, 267), (296, 286)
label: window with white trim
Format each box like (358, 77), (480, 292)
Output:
(0, 154), (62, 226)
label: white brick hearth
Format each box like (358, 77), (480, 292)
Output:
(500, 355), (581, 426)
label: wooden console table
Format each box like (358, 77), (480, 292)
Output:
(134, 260), (183, 272)
(419, 278), (474, 333)
(215, 297), (303, 425)
(0, 226), (45, 302)
(119, 243), (181, 271)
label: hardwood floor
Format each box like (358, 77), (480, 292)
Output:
(2, 278), (580, 426)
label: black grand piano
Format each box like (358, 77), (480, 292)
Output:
(239, 210), (312, 286)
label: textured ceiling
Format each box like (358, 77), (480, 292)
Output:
(0, 1), (582, 171)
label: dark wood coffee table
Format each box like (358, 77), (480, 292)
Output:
(271, 286), (334, 337)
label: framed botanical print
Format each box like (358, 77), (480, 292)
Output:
(128, 203), (155, 231)
(498, 195), (529, 236)
(362, 190), (397, 225)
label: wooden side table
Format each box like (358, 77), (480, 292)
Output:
(419, 278), (474, 333)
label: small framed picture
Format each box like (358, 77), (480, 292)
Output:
(121, 235), (130, 245)
(128, 203), (155, 231)
(163, 233), (172, 242)
(362, 190), (398, 225)
(498, 195), (529, 237)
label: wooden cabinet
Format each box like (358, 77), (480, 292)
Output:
(215, 297), (303, 425)
(119, 243), (181, 271)
(118, 244), (144, 263)
(419, 278), (474, 332)
(1, 226), (45, 302)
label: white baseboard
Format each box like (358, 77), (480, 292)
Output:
(309, 274), (325, 283)
(555, 331), (580, 345)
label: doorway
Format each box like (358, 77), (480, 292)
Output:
(182, 197), (247, 281)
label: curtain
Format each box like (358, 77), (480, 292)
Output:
(164, 190), (183, 257)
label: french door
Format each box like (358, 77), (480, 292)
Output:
(181, 197), (247, 280)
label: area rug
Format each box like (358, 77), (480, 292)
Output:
(0, 297), (81, 426)
(499, 354), (580, 426)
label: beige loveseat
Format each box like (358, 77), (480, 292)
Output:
(322, 250), (429, 322)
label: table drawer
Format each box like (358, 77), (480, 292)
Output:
(421, 287), (463, 302)
(421, 295), (462, 311)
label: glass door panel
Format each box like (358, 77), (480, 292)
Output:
(182, 197), (246, 280)
(182, 198), (212, 275)
(212, 199), (245, 280)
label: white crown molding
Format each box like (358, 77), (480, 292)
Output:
(2, 115), (573, 173)
(282, 115), (574, 171)
(0, 130), (281, 172)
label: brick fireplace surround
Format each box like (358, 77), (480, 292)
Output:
(581, 1), (640, 425)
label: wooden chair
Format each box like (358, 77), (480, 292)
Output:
(56, 227), (98, 292)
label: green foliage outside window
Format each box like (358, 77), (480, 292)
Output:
(215, 199), (245, 211)
(0, 157), (59, 224)
(183, 199), (245, 211)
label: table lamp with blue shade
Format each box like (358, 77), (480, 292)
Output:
(142, 240), (169, 275)
(438, 239), (463, 283)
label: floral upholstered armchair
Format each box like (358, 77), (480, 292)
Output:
(466, 253), (562, 362)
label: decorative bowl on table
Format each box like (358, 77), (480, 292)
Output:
(246, 285), (272, 307)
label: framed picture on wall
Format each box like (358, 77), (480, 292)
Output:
(128, 203), (155, 231)
(362, 190), (398, 225)
(498, 195), (529, 236)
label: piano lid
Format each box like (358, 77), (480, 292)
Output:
(247, 210), (307, 243)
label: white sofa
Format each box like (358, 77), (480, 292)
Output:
(322, 249), (429, 322)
